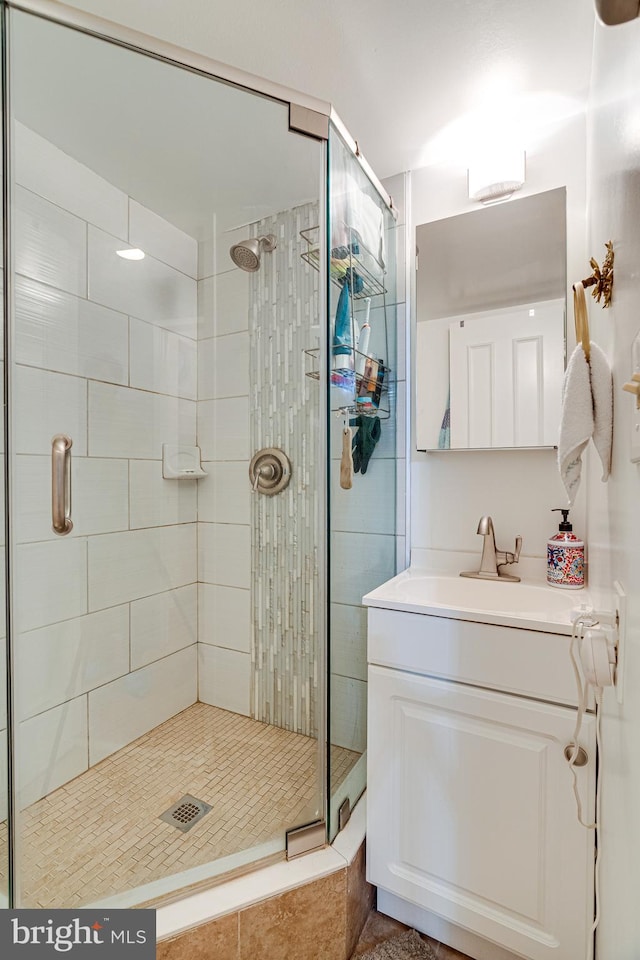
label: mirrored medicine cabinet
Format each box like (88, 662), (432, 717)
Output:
(415, 187), (567, 452)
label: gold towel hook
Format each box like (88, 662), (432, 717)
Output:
(580, 241), (614, 308)
(573, 282), (590, 362)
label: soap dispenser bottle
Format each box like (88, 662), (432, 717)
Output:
(547, 508), (585, 589)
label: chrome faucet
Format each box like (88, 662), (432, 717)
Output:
(460, 516), (522, 582)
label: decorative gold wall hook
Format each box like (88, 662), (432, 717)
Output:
(581, 241), (614, 308)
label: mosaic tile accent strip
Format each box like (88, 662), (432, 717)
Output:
(0, 703), (359, 908)
(249, 204), (321, 737)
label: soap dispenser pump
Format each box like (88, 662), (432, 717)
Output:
(547, 508), (585, 589)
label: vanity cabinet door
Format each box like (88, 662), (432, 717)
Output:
(367, 665), (596, 960)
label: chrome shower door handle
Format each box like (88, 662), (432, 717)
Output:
(51, 434), (73, 535)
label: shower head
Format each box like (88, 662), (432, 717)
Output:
(229, 234), (277, 272)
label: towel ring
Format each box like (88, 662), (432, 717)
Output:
(573, 281), (590, 362)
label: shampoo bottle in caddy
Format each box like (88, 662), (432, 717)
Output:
(547, 508), (585, 588)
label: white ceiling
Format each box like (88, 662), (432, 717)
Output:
(13, 1), (596, 237)
(57, 0), (596, 178)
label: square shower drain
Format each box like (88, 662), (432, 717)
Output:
(160, 794), (212, 833)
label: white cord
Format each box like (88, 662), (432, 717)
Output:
(592, 688), (603, 934)
(568, 614), (603, 934)
(568, 619), (596, 829)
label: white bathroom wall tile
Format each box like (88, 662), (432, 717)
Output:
(88, 524), (197, 610)
(88, 226), (197, 338)
(214, 270), (250, 337)
(396, 535), (408, 572)
(395, 386), (407, 460)
(396, 309), (407, 383)
(198, 522), (250, 588)
(130, 584), (197, 670)
(15, 123), (128, 239)
(130, 317), (197, 400)
(198, 644), (250, 716)
(0, 469), (5, 547)
(197, 277), (215, 339)
(330, 531), (396, 606)
(129, 200), (198, 279)
(15, 186), (87, 297)
(198, 583), (250, 653)
(129, 460), (197, 529)
(198, 332), (249, 400)
(14, 365), (87, 457)
(0, 636), (5, 729)
(396, 456), (407, 537)
(0, 733), (6, 821)
(330, 675), (366, 753)
(330, 457), (395, 535)
(197, 238), (215, 281)
(394, 228), (407, 304)
(18, 606), (129, 720)
(0, 552), (6, 627)
(410, 450), (565, 557)
(88, 381), (195, 459)
(18, 695), (88, 808)
(330, 602), (367, 682)
(197, 271), (249, 339)
(14, 455), (129, 543)
(16, 538), (87, 633)
(197, 397), (249, 461)
(15, 276), (129, 385)
(197, 462), (250, 525)
(89, 646), (197, 764)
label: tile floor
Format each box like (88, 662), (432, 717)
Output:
(352, 911), (472, 960)
(0, 702), (359, 908)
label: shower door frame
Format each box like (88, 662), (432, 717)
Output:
(0, 0), (396, 909)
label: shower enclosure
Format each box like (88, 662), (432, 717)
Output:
(0, 0), (401, 908)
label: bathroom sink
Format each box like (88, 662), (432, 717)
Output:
(363, 568), (588, 634)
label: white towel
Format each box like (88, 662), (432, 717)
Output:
(558, 341), (614, 503)
(558, 344), (593, 504)
(589, 341), (614, 480)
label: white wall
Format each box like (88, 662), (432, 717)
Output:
(586, 16), (640, 958)
(12, 125), (199, 807)
(409, 116), (589, 575)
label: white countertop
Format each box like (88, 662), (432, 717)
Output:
(363, 567), (591, 635)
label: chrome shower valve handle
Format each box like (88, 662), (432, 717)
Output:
(249, 448), (291, 496)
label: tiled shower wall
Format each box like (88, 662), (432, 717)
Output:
(195, 231), (252, 716)
(248, 204), (320, 737)
(195, 206), (322, 735)
(13, 124), (199, 808)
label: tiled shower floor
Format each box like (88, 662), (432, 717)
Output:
(0, 703), (360, 908)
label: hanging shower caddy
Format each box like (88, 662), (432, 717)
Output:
(300, 224), (394, 420)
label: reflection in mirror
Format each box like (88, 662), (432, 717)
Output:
(416, 188), (567, 451)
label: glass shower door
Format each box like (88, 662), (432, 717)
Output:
(6, 5), (326, 908)
(327, 126), (399, 839)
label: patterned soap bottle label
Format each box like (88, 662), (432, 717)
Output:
(547, 544), (585, 586)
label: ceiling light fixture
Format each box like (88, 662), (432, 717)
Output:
(116, 248), (145, 260)
(468, 150), (526, 205)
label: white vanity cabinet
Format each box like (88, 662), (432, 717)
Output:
(366, 604), (596, 960)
